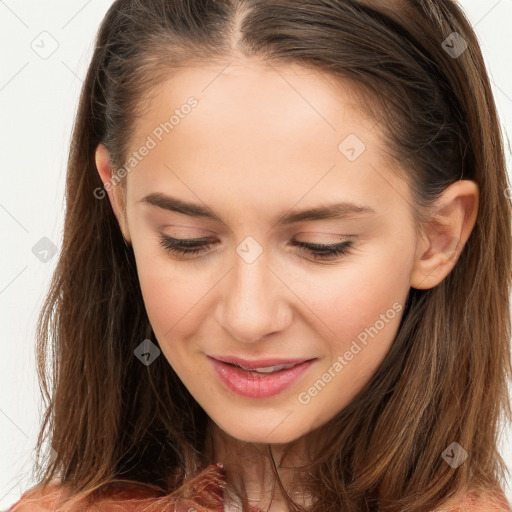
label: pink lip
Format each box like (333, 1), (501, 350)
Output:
(207, 356), (315, 398)
(208, 354), (312, 369)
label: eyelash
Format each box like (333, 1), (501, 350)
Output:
(158, 234), (354, 261)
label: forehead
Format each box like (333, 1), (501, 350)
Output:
(125, 59), (411, 224)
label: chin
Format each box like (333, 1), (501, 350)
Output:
(213, 415), (309, 445)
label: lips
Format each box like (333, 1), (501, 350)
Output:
(233, 361), (299, 373)
(207, 355), (316, 398)
(208, 354), (313, 370)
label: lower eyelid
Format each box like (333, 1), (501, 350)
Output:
(159, 235), (349, 249)
(158, 234), (355, 262)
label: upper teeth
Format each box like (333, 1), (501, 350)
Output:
(235, 362), (298, 373)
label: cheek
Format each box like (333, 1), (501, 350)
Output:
(131, 240), (212, 349)
(292, 241), (412, 362)
(139, 269), (207, 340)
(135, 264), (216, 381)
(290, 253), (410, 422)
(125, 213), (207, 343)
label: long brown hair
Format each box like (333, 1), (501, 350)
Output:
(27, 1), (511, 511)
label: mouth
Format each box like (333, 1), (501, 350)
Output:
(208, 355), (315, 371)
(223, 361), (305, 373)
(206, 355), (316, 398)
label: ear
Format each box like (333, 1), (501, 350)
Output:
(95, 143), (131, 243)
(410, 180), (479, 290)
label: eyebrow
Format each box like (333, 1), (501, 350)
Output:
(139, 192), (377, 226)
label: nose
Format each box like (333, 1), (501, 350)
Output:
(215, 248), (293, 343)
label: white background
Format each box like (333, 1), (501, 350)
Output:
(1, 0), (511, 509)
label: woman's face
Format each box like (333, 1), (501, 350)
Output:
(98, 59), (428, 444)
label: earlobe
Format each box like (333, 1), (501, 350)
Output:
(94, 143), (131, 242)
(410, 180), (479, 290)
(410, 230), (464, 290)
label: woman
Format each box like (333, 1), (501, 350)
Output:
(8, 0), (512, 510)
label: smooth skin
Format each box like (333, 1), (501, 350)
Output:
(95, 57), (478, 511)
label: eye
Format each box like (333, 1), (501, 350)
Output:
(158, 234), (213, 256)
(158, 234), (354, 261)
(289, 239), (354, 261)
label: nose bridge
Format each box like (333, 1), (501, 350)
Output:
(217, 240), (291, 342)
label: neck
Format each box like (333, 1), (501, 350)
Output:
(204, 421), (316, 511)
